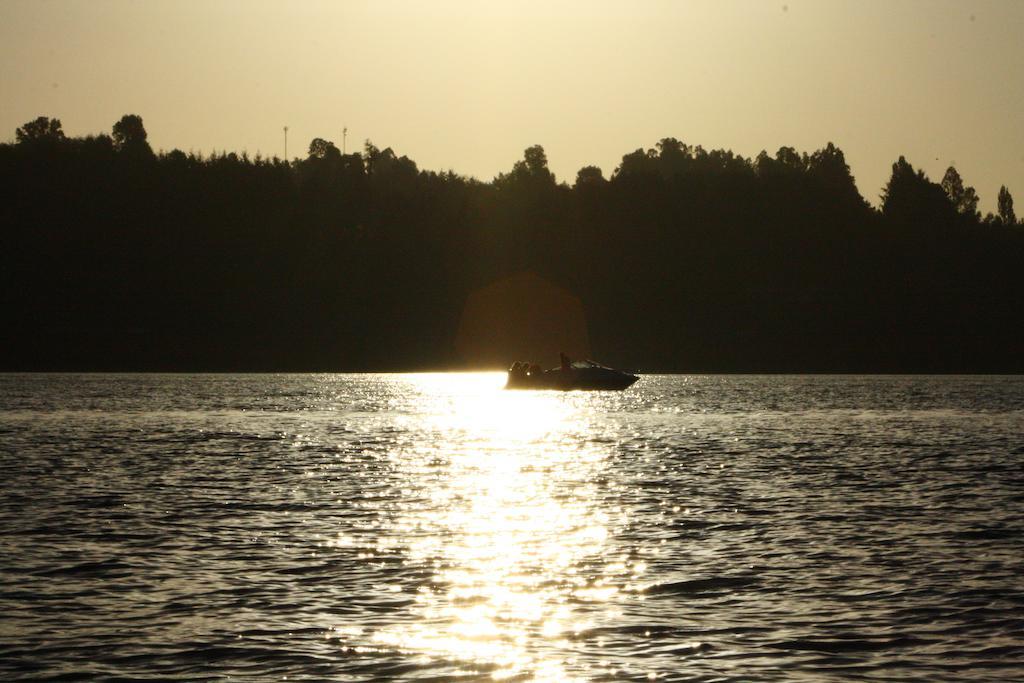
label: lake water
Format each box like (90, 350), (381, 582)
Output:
(1, 373), (1022, 681)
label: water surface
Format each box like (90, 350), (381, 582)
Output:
(1, 374), (1022, 680)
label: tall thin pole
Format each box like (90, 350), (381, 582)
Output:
(283, 126), (288, 160)
(342, 126), (347, 155)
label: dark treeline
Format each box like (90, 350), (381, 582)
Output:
(2, 114), (1022, 372)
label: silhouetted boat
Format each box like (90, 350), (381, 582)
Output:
(506, 359), (639, 391)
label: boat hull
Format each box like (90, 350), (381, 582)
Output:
(505, 366), (639, 391)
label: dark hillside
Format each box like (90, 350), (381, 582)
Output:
(2, 117), (1022, 372)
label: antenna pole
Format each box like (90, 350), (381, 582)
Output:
(283, 126), (288, 160)
(342, 125), (348, 154)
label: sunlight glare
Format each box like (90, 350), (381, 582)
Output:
(370, 372), (620, 679)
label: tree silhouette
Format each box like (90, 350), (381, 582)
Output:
(495, 144), (557, 189)
(940, 166), (979, 220)
(574, 165), (606, 188)
(808, 142), (868, 213)
(15, 116), (65, 143)
(2, 114), (1024, 372)
(523, 145), (552, 180)
(997, 186), (1017, 226)
(112, 114), (153, 158)
(308, 137), (341, 160)
(612, 147), (658, 180)
(778, 146), (806, 170)
(881, 156), (957, 228)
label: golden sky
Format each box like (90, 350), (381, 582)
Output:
(2, 0), (1022, 210)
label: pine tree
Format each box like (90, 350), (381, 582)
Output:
(997, 186), (1017, 226)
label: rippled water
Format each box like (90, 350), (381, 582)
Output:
(1, 373), (1023, 681)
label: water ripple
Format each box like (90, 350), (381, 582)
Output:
(1, 373), (1023, 680)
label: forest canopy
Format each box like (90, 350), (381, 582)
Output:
(1, 115), (1021, 372)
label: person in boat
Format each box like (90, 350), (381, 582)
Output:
(509, 361), (525, 381)
(560, 352), (571, 372)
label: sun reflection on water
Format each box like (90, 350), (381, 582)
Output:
(370, 373), (628, 680)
